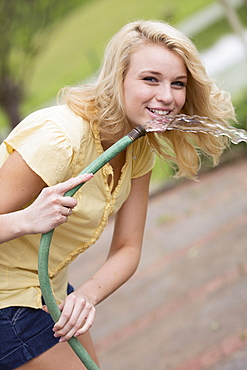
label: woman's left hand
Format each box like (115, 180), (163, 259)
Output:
(43, 291), (96, 342)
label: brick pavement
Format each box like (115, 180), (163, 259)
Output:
(69, 156), (247, 370)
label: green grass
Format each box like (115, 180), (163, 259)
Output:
(2, 0), (246, 181)
(23, 0), (215, 114)
(2, 0), (246, 121)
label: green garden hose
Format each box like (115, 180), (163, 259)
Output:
(38, 125), (146, 370)
(38, 113), (247, 368)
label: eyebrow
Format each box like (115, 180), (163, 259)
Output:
(140, 70), (188, 79)
(140, 70), (162, 76)
(175, 75), (188, 80)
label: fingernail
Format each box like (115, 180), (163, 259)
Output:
(59, 337), (66, 343)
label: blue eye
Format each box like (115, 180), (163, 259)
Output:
(143, 76), (158, 83)
(172, 81), (186, 88)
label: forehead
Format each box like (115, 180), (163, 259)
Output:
(127, 43), (186, 74)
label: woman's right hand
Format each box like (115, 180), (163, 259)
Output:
(22, 173), (93, 234)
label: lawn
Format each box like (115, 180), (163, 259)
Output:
(23, 0), (215, 114)
(1, 0), (245, 182)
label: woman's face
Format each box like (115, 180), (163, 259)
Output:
(123, 43), (187, 127)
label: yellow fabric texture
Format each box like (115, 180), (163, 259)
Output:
(0, 105), (155, 309)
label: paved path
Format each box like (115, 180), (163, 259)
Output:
(69, 155), (247, 370)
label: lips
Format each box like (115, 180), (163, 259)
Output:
(147, 108), (171, 116)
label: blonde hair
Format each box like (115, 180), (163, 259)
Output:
(61, 20), (236, 179)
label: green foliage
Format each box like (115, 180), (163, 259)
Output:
(0, 0), (89, 79)
(0, 0), (93, 128)
(151, 157), (174, 182)
(234, 89), (247, 131)
(23, 0), (215, 114)
(1, 0), (246, 135)
(0, 110), (8, 131)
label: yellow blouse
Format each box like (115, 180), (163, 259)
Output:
(0, 105), (155, 309)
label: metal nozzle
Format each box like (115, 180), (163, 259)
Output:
(127, 125), (146, 141)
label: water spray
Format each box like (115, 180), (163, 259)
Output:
(38, 115), (247, 369)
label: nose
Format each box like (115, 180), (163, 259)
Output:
(155, 84), (173, 105)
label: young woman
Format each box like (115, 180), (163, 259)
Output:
(0, 20), (235, 369)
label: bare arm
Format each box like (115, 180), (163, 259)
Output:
(52, 170), (152, 341)
(0, 150), (92, 243)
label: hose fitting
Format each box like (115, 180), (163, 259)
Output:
(127, 125), (146, 141)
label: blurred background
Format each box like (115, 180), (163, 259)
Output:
(0, 0), (247, 138)
(0, 0), (247, 180)
(1, 0), (247, 369)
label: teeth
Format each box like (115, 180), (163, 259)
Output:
(149, 108), (169, 116)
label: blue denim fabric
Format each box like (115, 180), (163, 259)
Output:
(0, 284), (74, 370)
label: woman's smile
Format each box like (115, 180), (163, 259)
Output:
(123, 43), (187, 126)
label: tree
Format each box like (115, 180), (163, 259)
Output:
(0, 0), (87, 129)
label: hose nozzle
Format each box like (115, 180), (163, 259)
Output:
(127, 125), (146, 141)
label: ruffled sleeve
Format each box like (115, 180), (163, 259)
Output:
(4, 108), (76, 186)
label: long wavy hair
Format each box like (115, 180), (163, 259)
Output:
(60, 20), (236, 178)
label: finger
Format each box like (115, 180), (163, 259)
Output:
(61, 206), (72, 217)
(61, 303), (95, 341)
(74, 306), (96, 337)
(53, 295), (85, 335)
(54, 174), (93, 195)
(55, 299), (89, 341)
(59, 311), (88, 342)
(57, 312), (86, 342)
(60, 196), (77, 211)
(42, 305), (49, 313)
(53, 299), (74, 333)
(56, 297), (87, 336)
(55, 305), (82, 337)
(57, 302), (65, 312)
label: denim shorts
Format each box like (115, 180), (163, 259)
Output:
(0, 284), (74, 370)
